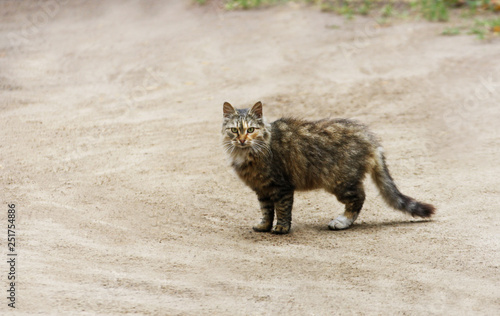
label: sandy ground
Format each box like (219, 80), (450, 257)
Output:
(1, 0), (500, 314)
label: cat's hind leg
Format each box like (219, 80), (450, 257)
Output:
(328, 183), (365, 230)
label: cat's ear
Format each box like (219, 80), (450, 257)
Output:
(250, 101), (263, 119)
(223, 102), (236, 118)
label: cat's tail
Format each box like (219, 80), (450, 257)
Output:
(371, 147), (435, 218)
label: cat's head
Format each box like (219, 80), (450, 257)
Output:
(221, 101), (271, 157)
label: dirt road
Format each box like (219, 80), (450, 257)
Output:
(1, 0), (499, 314)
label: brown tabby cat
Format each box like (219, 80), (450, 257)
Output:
(222, 101), (435, 234)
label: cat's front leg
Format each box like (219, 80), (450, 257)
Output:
(272, 190), (294, 234)
(252, 195), (274, 232)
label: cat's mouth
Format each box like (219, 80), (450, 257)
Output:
(235, 142), (250, 149)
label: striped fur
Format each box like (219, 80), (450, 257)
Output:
(222, 101), (435, 234)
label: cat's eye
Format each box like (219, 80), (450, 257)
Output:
(247, 127), (255, 133)
(230, 128), (238, 133)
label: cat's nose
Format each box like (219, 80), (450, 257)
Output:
(239, 139), (246, 144)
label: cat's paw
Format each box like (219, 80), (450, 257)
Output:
(253, 222), (273, 232)
(271, 224), (290, 234)
(328, 215), (354, 230)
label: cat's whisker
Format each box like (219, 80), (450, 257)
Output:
(225, 144), (236, 156)
(252, 140), (272, 157)
(222, 140), (237, 156)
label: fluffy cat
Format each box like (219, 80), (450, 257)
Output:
(222, 101), (435, 234)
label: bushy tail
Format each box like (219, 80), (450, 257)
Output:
(371, 147), (435, 218)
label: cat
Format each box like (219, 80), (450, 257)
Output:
(221, 101), (435, 234)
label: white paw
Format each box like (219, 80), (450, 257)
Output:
(328, 215), (354, 230)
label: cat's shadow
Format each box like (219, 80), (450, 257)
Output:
(240, 220), (435, 241)
(302, 219), (435, 233)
